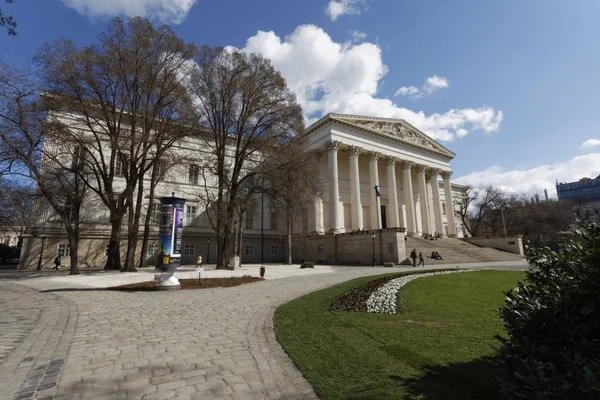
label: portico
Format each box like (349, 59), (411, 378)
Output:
(304, 114), (463, 238)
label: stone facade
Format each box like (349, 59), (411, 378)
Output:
(19, 112), (468, 269)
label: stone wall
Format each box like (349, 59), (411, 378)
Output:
(18, 231), (286, 270)
(292, 228), (407, 265)
(463, 236), (524, 256)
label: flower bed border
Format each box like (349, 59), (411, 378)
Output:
(366, 269), (475, 314)
(329, 269), (459, 312)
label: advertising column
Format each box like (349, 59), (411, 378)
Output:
(155, 194), (186, 290)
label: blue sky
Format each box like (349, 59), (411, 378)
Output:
(2, 0), (600, 196)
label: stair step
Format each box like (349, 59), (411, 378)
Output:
(405, 237), (522, 264)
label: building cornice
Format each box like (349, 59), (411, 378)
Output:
(304, 113), (456, 160)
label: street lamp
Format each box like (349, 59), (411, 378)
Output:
(372, 232), (376, 266)
(207, 238), (210, 264)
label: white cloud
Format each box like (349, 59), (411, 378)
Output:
(455, 153), (600, 197)
(581, 139), (600, 149)
(396, 75), (449, 99)
(326, 0), (367, 21)
(60, 0), (197, 24)
(395, 86), (420, 97)
(350, 30), (367, 42)
(424, 75), (449, 94)
(237, 25), (502, 141)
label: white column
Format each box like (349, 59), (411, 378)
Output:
(348, 146), (363, 231)
(401, 161), (417, 236)
(368, 152), (381, 229)
(417, 165), (432, 236)
(426, 176), (436, 234)
(386, 157), (400, 228)
(315, 195), (324, 233)
(430, 169), (445, 237)
(442, 171), (457, 237)
(326, 140), (342, 233)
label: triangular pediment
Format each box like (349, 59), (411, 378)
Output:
(329, 114), (455, 158)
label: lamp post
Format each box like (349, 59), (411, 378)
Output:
(372, 232), (376, 266)
(207, 238), (210, 264)
(36, 235), (47, 271)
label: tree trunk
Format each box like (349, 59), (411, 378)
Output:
(104, 212), (123, 270)
(123, 179), (145, 272)
(286, 204), (292, 265)
(67, 231), (80, 275)
(217, 231), (230, 270)
(237, 213), (243, 262)
(138, 166), (159, 269)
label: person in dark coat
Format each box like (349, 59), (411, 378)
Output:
(410, 249), (417, 267)
(54, 255), (61, 271)
(418, 252), (425, 267)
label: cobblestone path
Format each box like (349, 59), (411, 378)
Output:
(1, 263), (526, 399)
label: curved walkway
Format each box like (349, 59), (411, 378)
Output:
(1, 262), (527, 399)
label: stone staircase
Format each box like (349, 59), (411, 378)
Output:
(404, 236), (524, 265)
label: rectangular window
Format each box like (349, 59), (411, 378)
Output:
(318, 243), (324, 255)
(442, 202), (446, 215)
(245, 245), (254, 256)
(115, 155), (127, 177)
(245, 212), (253, 230)
(155, 161), (167, 181)
(189, 164), (200, 185)
(302, 209), (308, 232)
(186, 206), (197, 225)
(184, 244), (195, 256)
(150, 202), (161, 224)
(147, 243), (158, 256)
(271, 245), (279, 255)
(57, 243), (70, 257)
(71, 145), (85, 171)
(270, 211), (277, 230)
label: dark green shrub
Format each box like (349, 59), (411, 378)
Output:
(300, 261), (314, 269)
(496, 221), (600, 399)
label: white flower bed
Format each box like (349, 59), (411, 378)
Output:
(366, 270), (475, 314)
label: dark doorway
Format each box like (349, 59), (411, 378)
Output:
(380, 205), (387, 229)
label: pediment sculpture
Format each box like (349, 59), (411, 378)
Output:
(353, 120), (435, 149)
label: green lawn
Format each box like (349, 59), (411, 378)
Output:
(274, 270), (525, 400)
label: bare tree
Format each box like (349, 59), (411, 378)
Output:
(36, 17), (196, 271)
(188, 47), (303, 269)
(0, 62), (85, 274)
(0, 179), (37, 250)
(0, 0), (16, 36)
(262, 141), (322, 264)
(456, 185), (506, 237)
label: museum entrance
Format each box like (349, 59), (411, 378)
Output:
(380, 205), (387, 229)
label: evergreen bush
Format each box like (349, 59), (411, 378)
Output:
(496, 221), (600, 399)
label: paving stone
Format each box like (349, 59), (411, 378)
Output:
(1, 263), (525, 399)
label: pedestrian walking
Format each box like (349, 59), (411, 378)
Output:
(53, 255), (61, 271)
(410, 249), (417, 267)
(418, 251), (425, 267)
(196, 254), (203, 268)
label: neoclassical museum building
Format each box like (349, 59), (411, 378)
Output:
(19, 113), (468, 269)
